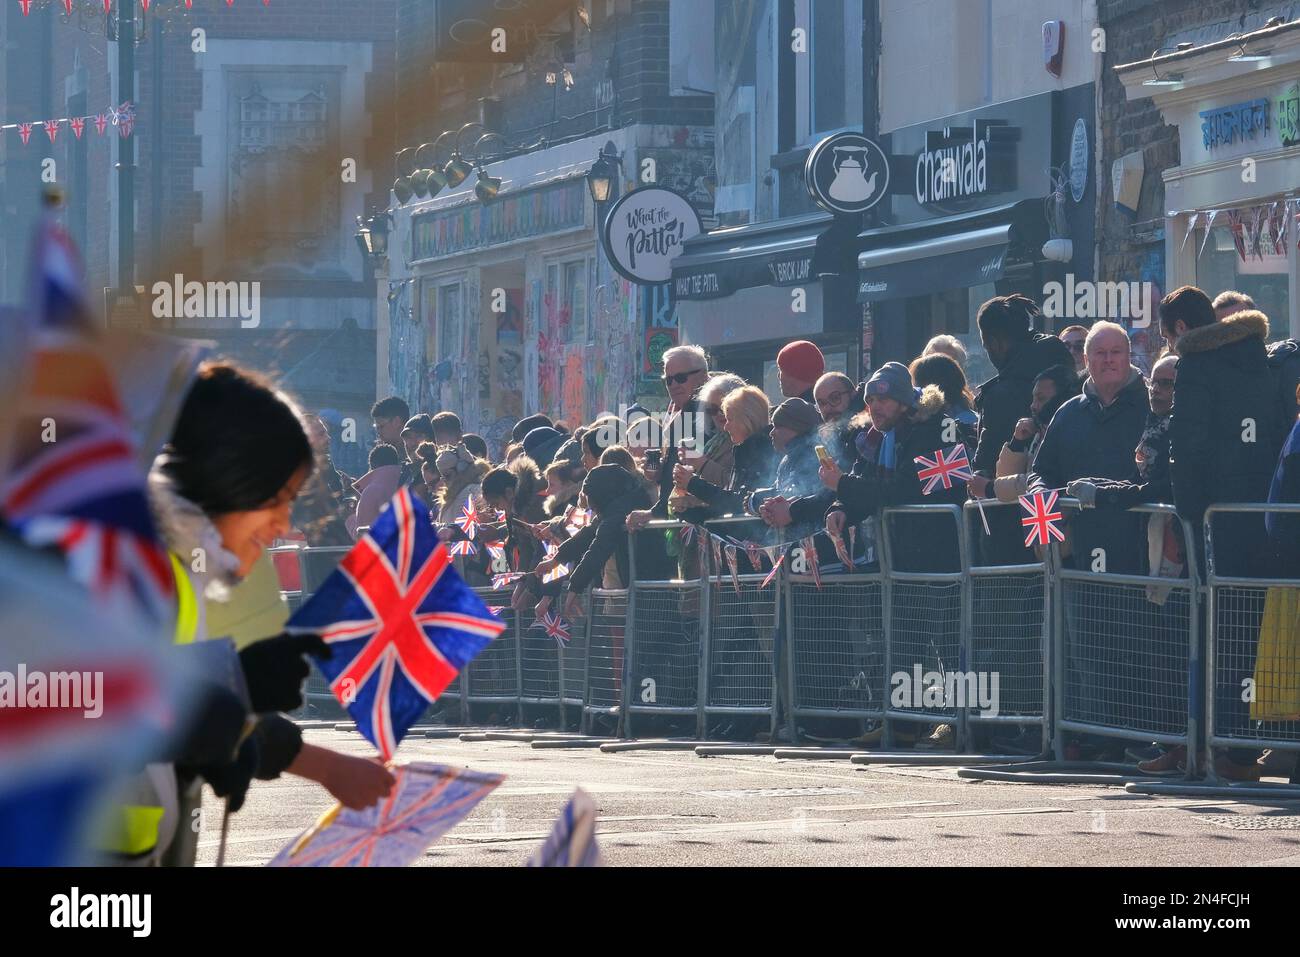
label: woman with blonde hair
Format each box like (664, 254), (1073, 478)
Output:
(670, 372), (745, 521)
(674, 385), (776, 515)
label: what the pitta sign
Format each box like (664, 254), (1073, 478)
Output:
(602, 186), (703, 285)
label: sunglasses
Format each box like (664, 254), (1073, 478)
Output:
(662, 369), (705, 385)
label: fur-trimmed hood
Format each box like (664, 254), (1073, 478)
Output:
(147, 459), (243, 602)
(910, 383), (946, 423)
(1177, 309), (1269, 356)
(508, 455), (546, 521)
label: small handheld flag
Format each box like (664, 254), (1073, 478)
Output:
(1020, 490), (1066, 548)
(528, 789), (601, 867)
(287, 488), (505, 760)
(447, 538), (477, 557)
(913, 445), (974, 495)
(455, 496), (480, 540)
(270, 763), (503, 868)
(534, 611), (570, 646)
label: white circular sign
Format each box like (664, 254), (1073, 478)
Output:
(602, 186), (703, 285)
(805, 132), (890, 215)
(1069, 118), (1089, 204)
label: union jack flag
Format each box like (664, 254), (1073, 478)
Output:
(447, 538), (476, 557)
(269, 763), (503, 868)
(913, 445), (974, 495)
(564, 505), (592, 536)
(43, 120), (59, 144)
(534, 611), (570, 646)
(455, 496), (480, 539)
(1, 214), (175, 628)
(1020, 489), (1066, 548)
(529, 788), (602, 867)
(484, 541), (505, 563)
(760, 548), (784, 589)
(17, 123), (32, 145)
(491, 571), (524, 590)
(287, 487), (505, 760)
(93, 114), (107, 136)
(69, 117), (84, 139)
(745, 542), (765, 573)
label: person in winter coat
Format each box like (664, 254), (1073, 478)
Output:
(669, 373), (744, 522)
(973, 295), (1075, 562)
(430, 442), (492, 585)
(138, 361), (394, 865)
(478, 457), (546, 573)
(1161, 290), (1281, 578)
(1214, 290), (1300, 439)
(346, 443), (403, 539)
(1267, 383), (1300, 579)
(967, 364), (1079, 505)
(823, 362), (965, 574)
(1029, 322), (1150, 575)
(753, 398), (825, 543)
(674, 385), (776, 518)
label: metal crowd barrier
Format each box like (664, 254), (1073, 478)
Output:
(1052, 502), (1200, 774)
(784, 523), (885, 735)
(702, 516), (780, 737)
(623, 520), (706, 738)
(1206, 503), (1300, 765)
(964, 500), (1049, 748)
(879, 504), (968, 747)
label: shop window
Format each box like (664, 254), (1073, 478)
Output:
(793, 0), (864, 144)
(546, 256), (591, 344)
(1195, 223), (1293, 341)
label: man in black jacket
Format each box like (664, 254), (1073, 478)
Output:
(1030, 322), (1150, 574)
(626, 345), (710, 530)
(973, 295), (1074, 562)
(1213, 290), (1300, 441)
(1163, 286), (1281, 782)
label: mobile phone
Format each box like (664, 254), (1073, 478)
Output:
(644, 448), (662, 469)
(814, 444), (833, 465)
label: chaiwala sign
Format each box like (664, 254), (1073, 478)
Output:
(602, 186), (703, 285)
(914, 118), (1019, 206)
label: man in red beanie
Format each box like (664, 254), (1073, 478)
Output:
(776, 340), (825, 404)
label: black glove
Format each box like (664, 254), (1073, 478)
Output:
(198, 736), (259, 813)
(164, 682), (248, 766)
(252, 713), (304, 781)
(238, 632), (328, 713)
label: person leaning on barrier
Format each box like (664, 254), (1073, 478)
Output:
(1162, 289), (1281, 578)
(672, 384), (776, 520)
(823, 362), (965, 572)
(761, 373), (863, 553)
(627, 345), (712, 531)
(1028, 322), (1150, 575)
(479, 458), (546, 572)
(669, 373), (745, 523)
(967, 364), (1079, 506)
(518, 465), (674, 621)
(752, 397), (825, 542)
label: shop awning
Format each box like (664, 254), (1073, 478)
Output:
(671, 212), (856, 301)
(854, 201), (1047, 303)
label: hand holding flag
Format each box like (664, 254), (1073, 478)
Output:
(913, 445), (974, 495)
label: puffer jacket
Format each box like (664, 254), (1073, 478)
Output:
(1031, 369), (1150, 573)
(1267, 337), (1300, 438)
(1172, 310), (1282, 577)
(829, 385), (965, 572)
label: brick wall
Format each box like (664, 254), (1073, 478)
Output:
(1095, 0), (1267, 288)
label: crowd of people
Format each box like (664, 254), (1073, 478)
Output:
(281, 285), (1300, 777)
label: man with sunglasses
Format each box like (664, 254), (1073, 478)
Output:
(1059, 325), (1088, 374)
(627, 345), (711, 531)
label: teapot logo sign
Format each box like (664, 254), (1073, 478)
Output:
(805, 132), (890, 216)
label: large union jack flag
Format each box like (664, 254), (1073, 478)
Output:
(287, 487), (505, 759)
(269, 763), (503, 868)
(913, 444), (974, 495)
(1020, 489), (1066, 548)
(0, 213), (175, 628)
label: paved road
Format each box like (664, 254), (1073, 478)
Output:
(196, 727), (1300, 867)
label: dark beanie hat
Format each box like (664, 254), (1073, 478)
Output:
(523, 426), (564, 468)
(513, 414), (554, 443)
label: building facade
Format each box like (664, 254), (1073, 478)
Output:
(1108, 0), (1299, 354)
(382, 0), (715, 453)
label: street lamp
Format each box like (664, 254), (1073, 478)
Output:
(443, 122), (483, 188)
(474, 165), (503, 203)
(587, 142), (622, 205)
(354, 210), (391, 266)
